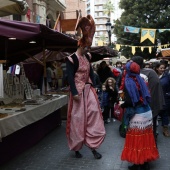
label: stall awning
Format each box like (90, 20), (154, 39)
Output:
(0, 0), (28, 17)
(23, 46), (118, 64)
(161, 48), (170, 57)
(0, 19), (118, 66)
(0, 19), (78, 66)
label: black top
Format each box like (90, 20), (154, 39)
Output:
(66, 53), (95, 96)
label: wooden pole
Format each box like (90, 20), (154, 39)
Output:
(43, 41), (47, 94)
(53, 12), (60, 30)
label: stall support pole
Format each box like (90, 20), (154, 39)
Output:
(43, 44), (47, 94)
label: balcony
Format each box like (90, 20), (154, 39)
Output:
(95, 0), (107, 5)
(47, 0), (66, 11)
(95, 15), (109, 19)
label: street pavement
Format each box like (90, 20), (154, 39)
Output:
(0, 119), (170, 170)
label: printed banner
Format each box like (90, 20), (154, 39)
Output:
(140, 28), (156, 44)
(124, 26), (140, 34)
(116, 44), (121, 51)
(131, 46), (136, 55)
(158, 29), (170, 33)
(98, 40), (104, 46)
(149, 47), (152, 54)
(141, 47), (144, 52)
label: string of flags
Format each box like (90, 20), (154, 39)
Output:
(124, 26), (170, 44)
(115, 43), (170, 55)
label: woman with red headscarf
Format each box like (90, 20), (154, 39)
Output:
(121, 61), (159, 170)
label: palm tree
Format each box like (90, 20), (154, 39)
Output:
(99, 34), (106, 42)
(103, 0), (114, 18)
(98, 34), (107, 45)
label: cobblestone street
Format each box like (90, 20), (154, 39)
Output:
(0, 120), (170, 170)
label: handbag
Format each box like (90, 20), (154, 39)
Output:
(113, 103), (124, 121)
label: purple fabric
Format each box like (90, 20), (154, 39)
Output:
(0, 19), (41, 39)
(0, 19), (77, 66)
(0, 19), (118, 66)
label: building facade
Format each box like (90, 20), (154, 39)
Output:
(85, 0), (122, 46)
(0, 0), (66, 29)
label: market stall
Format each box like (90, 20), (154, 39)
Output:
(161, 48), (170, 59)
(23, 46), (118, 64)
(0, 19), (78, 164)
(0, 95), (68, 164)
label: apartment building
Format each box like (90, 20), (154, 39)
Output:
(85, 0), (122, 46)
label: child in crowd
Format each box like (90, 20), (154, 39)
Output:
(105, 77), (118, 122)
(98, 84), (109, 124)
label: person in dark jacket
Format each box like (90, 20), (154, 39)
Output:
(155, 62), (170, 137)
(97, 61), (114, 83)
(92, 64), (102, 89)
(98, 84), (109, 124)
(104, 77), (118, 122)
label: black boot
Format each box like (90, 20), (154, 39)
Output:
(141, 162), (150, 170)
(128, 164), (141, 170)
(91, 149), (102, 159)
(75, 151), (82, 158)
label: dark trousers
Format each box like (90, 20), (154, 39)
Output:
(102, 106), (109, 121)
(153, 115), (158, 147)
(159, 110), (169, 126)
(102, 106), (114, 120)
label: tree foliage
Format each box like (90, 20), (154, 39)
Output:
(99, 34), (106, 42)
(113, 0), (170, 59)
(103, 0), (114, 17)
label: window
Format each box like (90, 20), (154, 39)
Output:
(13, 14), (22, 21)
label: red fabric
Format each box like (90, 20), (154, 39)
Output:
(113, 103), (124, 121)
(119, 70), (126, 90)
(112, 68), (120, 77)
(121, 127), (159, 164)
(130, 62), (140, 74)
(26, 9), (31, 22)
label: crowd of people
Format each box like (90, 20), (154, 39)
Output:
(65, 14), (170, 170)
(66, 54), (170, 170)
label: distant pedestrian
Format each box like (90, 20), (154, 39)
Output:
(98, 84), (109, 124)
(97, 61), (114, 83)
(104, 77), (118, 123)
(92, 64), (102, 89)
(155, 62), (170, 137)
